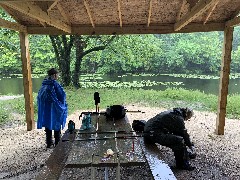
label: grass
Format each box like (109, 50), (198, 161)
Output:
(0, 87), (239, 125)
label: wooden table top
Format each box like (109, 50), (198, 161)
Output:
(65, 113), (145, 168)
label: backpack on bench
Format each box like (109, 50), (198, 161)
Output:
(132, 120), (146, 132)
(106, 105), (126, 120)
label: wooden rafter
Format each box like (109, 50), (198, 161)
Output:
(84, 0), (95, 28)
(176, 0), (186, 22)
(203, 0), (219, 25)
(1, 1), (71, 33)
(47, 0), (60, 12)
(0, 17), (27, 32)
(147, 0), (152, 27)
(174, 0), (219, 31)
(117, 0), (122, 27)
(226, 16), (240, 27)
(0, 4), (22, 23)
(57, 3), (70, 23)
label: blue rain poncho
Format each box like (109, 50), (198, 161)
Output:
(37, 78), (68, 130)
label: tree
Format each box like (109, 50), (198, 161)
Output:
(73, 35), (116, 88)
(49, 35), (76, 86)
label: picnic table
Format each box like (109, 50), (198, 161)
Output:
(36, 112), (176, 180)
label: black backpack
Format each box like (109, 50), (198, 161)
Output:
(132, 120), (146, 132)
(106, 105), (126, 120)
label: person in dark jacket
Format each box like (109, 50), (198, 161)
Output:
(144, 107), (196, 171)
(37, 68), (68, 148)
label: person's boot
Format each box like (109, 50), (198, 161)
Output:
(174, 149), (196, 171)
(176, 160), (195, 171)
(45, 128), (53, 148)
(54, 130), (61, 147)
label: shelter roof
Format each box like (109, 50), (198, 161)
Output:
(0, 0), (240, 35)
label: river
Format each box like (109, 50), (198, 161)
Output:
(0, 74), (240, 95)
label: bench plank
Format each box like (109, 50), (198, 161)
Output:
(139, 138), (177, 180)
(36, 132), (75, 180)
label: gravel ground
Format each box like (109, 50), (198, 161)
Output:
(0, 105), (240, 180)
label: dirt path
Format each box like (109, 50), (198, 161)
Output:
(0, 105), (240, 179)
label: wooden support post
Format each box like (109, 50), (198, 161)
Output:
(19, 32), (35, 131)
(216, 27), (234, 135)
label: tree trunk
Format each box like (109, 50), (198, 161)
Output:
(49, 35), (75, 86)
(73, 36), (84, 88)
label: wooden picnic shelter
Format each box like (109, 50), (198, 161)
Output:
(0, 0), (240, 135)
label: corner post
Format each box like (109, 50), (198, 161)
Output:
(216, 26), (234, 135)
(19, 32), (35, 131)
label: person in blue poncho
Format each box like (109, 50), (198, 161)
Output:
(37, 68), (68, 148)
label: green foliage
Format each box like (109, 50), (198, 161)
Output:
(0, 103), (9, 123)
(0, 98), (25, 125)
(1, 88), (240, 126)
(227, 95), (240, 118)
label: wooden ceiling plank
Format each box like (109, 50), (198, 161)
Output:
(186, 0), (199, 8)
(174, 0), (219, 31)
(117, 0), (122, 27)
(226, 16), (240, 27)
(0, 17), (27, 32)
(47, 0), (60, 12)
(176, 0), (186, 22)
(230, 4), (240, 19)
(203, 0), (219, 25)
(57, 3), (70, 23)
(147, 0), (152, 27)
(1, 0), (55, 2)
(1, 1), (71, 33)
(84, 0), (95, 28)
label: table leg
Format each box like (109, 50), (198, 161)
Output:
(91, 154), (95, 180)
(104, 167), (109, 180)
(116, 155), (120, 180)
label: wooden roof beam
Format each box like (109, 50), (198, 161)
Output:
(176, 0), (186, 22)
(203, 0), (219, 25)
(0, 4), (22, 23)
(27, 22), (225, 35)
(226, 16), (240, 27)
(147, 0), (152, 27)
(117, 0), (122, 27)
(1, 1), (71, 33)
(0, 17), (27, 32)
(174, 0), (219, 31)
(84, 0), (95, 28)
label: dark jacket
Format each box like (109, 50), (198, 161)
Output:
(144, 108), (192, 147)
